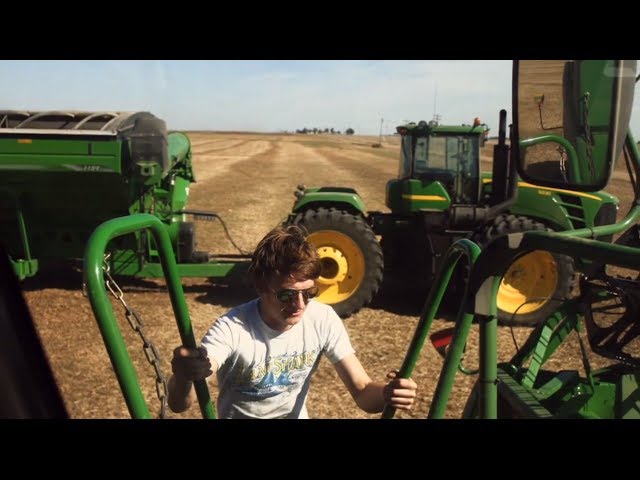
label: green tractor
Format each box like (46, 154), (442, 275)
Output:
(286, 118), (618, 326)
(0, 110), (251, 282)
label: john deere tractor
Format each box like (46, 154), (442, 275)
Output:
(286, 117), (618, 326)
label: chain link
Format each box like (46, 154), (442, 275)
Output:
(102, 256), (169, 419)
(557, 146), (569, 183)
(581, 92), (596, 181)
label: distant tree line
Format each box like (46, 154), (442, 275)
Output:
(294, 127), (355, 135)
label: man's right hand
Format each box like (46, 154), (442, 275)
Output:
(171, 346), (213, 382)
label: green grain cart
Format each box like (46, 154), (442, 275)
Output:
(0, 110), (250, 281)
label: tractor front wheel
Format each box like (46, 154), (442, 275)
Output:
(474, 214), (575, 327)
(289, 207), (383, 318)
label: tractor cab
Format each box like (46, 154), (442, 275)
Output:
(388, 120), (487, 218)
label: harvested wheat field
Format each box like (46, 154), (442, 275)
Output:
(20, 132), (636, 419)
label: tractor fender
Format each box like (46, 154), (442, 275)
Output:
(292, 188), (368, 217)
(509, 181), (619, 231)
(482, 174), (619, 231)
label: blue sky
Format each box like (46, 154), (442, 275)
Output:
(1, 60), (639, 138)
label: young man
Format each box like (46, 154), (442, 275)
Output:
(168, 225), (417, 418)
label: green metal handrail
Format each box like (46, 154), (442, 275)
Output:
(465, 208), (640, 418)
(381, 238), (481, 419)
(83, 213), (216, 419)
(520, 135), (581, 183)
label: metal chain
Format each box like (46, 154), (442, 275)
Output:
(102, 256), (169, 419)
(581, 92), (596, 181)
(557, 146), (569, 183)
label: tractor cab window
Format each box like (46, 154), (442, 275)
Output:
(414, 133), (481, 203)
(398, 134), (414, 178)
(398, 132), (481, 203)
(415, 137), (429, 172)
(426, 136), (448, 171)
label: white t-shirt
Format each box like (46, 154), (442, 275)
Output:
(201, 298), (354, 419)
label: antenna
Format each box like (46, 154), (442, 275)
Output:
(379, 117), (384, 144)
(433, 84), (437, 117)
(432, 84), (441, 124)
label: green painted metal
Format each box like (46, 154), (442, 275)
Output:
(487, 177), (618, 232)
(105, 246), (250, 277)
(477, 277), (500, 419)
(291, 189), (368, 215)
(520, 135), (582, 182)
(84, 213), (216, 419)
(399, 121), (487, 136)
(129, 260), (249, 278)
(384, 178), (451, 213)
(381, 238), (481, 419)
(0, 111), (252, 281)
(618, 374), (640, 419)
(520, 222), (640, 269)
(508, 306), (579, 387)
(427, 294), (476, 418)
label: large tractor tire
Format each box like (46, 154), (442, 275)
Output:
(474, 214), (575, 327)
(290, 207), (383, 318)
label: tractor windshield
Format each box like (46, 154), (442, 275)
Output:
(418, 134), (479, 177)
(400, 133), (480, 178)
(398, 132), (481, 203)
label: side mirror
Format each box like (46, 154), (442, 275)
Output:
(513, 60), (636, 191)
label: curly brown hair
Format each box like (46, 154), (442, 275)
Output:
(248, 225), (321, 292)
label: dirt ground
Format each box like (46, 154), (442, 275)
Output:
(21, 132), (637, 419)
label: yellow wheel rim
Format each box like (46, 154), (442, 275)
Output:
(307, 230), (365, 305)
(497, 250), (558, 315)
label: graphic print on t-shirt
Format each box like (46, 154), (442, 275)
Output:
(236, 348), (319, 397)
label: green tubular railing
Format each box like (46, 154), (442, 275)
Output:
(520, 135), (582, 183)
(381, 216), (640, 420)
(83, 213), (216, 419)
(465, 209), (640, 419)
(381, 238), (481, 419)
(429, 275), (499, 419)
(476, 276), (501, 420)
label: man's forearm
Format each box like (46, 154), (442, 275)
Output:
(354, 381), (387, 413)
(167, 375), (195, 413)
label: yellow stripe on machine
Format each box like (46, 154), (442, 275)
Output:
(481, 179), (602, 202)
(401, 194), (448, 201)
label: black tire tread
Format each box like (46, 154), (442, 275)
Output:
(474, 213), (575, 326)
(290, 207), (383, 318)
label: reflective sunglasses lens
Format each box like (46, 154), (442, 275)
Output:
(276, 290), (296, 303)
(276, 287), (319, 303)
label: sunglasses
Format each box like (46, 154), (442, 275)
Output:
(274, 286), (320, 304)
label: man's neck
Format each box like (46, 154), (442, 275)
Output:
(257, 299), (291, 332)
